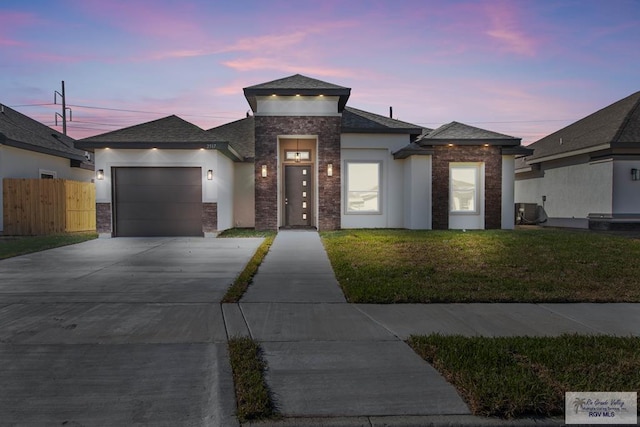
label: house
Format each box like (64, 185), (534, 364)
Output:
(0, 104), (94, 234)
(515, 91), (640, 230)
(77, 74), (529, 237)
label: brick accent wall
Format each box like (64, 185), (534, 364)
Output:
(96, 203), (112, 234)
(202, 203), (218, 232)
(432, 145), (503, 230)
(254, 115), (342, 231)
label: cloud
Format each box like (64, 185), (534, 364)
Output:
(221, 57), (355, 78)
(484, 2), (538, 56)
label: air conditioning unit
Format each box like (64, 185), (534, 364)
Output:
(515, 203), (538, 224)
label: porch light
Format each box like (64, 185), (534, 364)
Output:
(295, 152), (301, 162)
(96, 169), (104, 180)
(632, 168), (639, 181)
(207, 170), (213, 180)
(327, 163), (333, 177)
(261, 165), (268, 177)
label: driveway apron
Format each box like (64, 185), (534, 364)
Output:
(232, 230), (470, 417)
(0, 237), (262, 426)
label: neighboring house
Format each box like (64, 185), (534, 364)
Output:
(0, 104), (94, 234)
(515, 91), (640, 230)
(78, 74), (529, 237)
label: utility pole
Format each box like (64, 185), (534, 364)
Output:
(54, 81), (72, 135)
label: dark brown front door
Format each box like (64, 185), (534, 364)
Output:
(285, 165), (312, 227)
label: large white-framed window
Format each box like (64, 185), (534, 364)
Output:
(345, 161), (381, 214)
(450, 164), (480, 214)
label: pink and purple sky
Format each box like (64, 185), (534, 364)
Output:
(1, 0), (639, 144)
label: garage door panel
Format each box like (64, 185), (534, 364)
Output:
(114, 167), (203, 237)
(116, 220), (202, 237)
(115, 168), (201, 186)
(116, 203), (203, 221)
(116, 186), (202, 203)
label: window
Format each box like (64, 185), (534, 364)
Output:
(39, 169), (57, 179)
(285, 150), (310, 162)
(346, 162), (381, 213)
(450, 165), (480, 213)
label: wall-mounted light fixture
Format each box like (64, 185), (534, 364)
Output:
(261, 165), (268, 178)
(207, 170), (213, 180)
(96, 169), (104, 180)
(327, 163), (333, 177)
(632, 168), (639, 181)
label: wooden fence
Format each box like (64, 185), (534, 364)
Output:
(3, 179), (96, 235)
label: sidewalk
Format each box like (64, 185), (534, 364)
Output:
(222, 230), (639, 425)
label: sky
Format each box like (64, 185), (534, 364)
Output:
(1, 0), (639, 144)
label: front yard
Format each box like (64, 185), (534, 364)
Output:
(321, 229), (640, 303)
(0, 232), (98, 260)
(408, 334), (640, 419)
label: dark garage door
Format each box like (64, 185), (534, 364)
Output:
(113, 167), (203, 237)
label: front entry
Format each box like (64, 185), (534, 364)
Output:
(284, 165), (313, 227)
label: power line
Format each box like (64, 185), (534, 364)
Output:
(67, 103), (240, 119)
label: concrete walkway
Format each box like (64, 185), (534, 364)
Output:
(224, 230), (640, 426)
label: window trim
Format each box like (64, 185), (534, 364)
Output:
(449, 163), (481, 215)
(344, 160), (382, 215)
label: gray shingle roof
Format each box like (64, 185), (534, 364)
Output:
(243, 74), (351, 112)
(207, 116), (254, 160)
(244, 74), (349, 91)
(79, 115), (214, 144)
(527, 91), (640, 160)
(0, 104), (86, 161)
(419, 121), (519, 142)
(342, 107), (426, 135)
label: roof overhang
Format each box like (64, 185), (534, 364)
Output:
(527, 143), (611, 164)
(76, 140), (243, 161)
(2, 137), (86, 162)
(341, 127), (423, 136)
(392, 145), (435, 159)
(502, 146), (533, 155)
(418, 138), (522, 147)
(244, 87), (351, 112)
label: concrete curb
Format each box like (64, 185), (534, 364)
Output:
(242, 415), (565, 426)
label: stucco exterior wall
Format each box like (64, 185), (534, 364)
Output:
(93, 148), (235, 232)
(403, 155), (432, 229)
(515, 156), (613, 222)
(0, 145), (93, 232)
(233, 162), (255, 228)
(612, 160), (640, 214)
(255, 96), (339, 116)
(501, 155), (515, 229)
(340, 133), (410, 229)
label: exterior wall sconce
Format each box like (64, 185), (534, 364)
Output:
(96, 169), (104, 180)
(207, 170), (213, 180)
(261, 165), (268, 177)
(327, 163), (333, 177)
(632, 168), (639, 181)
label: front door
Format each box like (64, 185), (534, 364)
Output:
(285, 165), (313, 227)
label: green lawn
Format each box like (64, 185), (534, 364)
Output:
(321, 229), (640, 303)
(408, 334), (640, 419)
(227, 337), (278, 422)
(219, 229), (276, 303)
(0, 232), (98, 260)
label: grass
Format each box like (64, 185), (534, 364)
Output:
(321, 229), (640, 303)
(220, 229), (276, 303)
(0, 232), (98, 260)
(227, 337), (278, 422)
(408, 334), (640, 419)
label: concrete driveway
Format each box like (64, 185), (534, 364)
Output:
(0, 237), (262, 426)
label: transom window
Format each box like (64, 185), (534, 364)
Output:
(285, 150), (310, 162)
(345, 161), (381, 213)
(450, 164), (480, 213)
